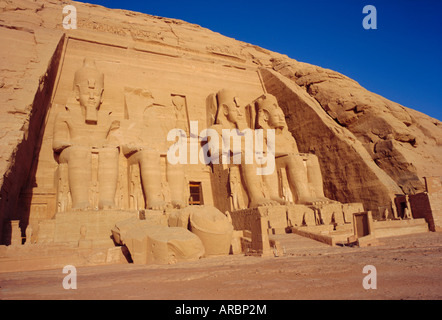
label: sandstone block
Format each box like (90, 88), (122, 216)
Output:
(342, 203), (364, 224)
(318, 203), (345, 225)
(112, 217), (205, 265)
(259, 205), (287, 230)
(188, 206), (233, 256)
(287, 205), (316, 227)
(230, 230), (244, 255)
(168, 208), (191, 228)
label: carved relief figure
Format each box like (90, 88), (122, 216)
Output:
(382, 207), (390, 220)
(52, 58), (120, 210)
(229, 166), (244, 210)
(172, 95), (189, 135)
(255, 94), (331, 205)
(403, 195), (413, 219)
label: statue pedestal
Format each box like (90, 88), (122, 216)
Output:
(230, 206), (285, 257)
(38, 210), (140, 248)
(229, 202), (366, 251)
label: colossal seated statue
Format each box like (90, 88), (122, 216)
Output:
(255, 93), (332, 205)
(208, 89), (279, 208)
(121, 88), (186, 211)
(52, 58), (120, 211)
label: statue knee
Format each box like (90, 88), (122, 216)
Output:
(138, 149), (160, 165)
(286, 154), (304, 168)
(306, 154), (320, 166)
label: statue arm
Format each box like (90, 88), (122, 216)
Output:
(287, 131), (300, 154)
(206, 125), (223, 159)
(121, 143), (141, 157)
(117, 119), (145, 156)
(103, 119), (121, 149)
(52, 113), (71, 153)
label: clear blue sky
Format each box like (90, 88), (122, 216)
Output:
(77, 0), (442, 121)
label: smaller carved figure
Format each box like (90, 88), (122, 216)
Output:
(229, 166), (244, 210)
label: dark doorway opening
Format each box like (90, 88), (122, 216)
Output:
(189, 182), (203, 205)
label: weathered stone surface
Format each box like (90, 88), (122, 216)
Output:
(167, 209), (191, 229)
(287, 205), (316, 227)
(112, 217), (205, 264)
(188, 205), (233, 256)
(38, 210), (137, 247)
(271, 58), (442, 195)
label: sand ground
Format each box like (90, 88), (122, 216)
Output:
(0, 232), (441, 300)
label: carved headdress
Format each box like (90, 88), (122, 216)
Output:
(73, 57), (104, 90)
(72, 58), (105, 124)
(206, 88), (249, 132)
(255, 93), (288, 130)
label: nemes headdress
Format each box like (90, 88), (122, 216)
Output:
(73, 58), (104, 90)
(215, 88), (241, 125)
(255, 94), (279, 113)
(255, 93), (287, 130)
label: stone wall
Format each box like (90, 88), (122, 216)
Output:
(0, 1), (65, 243)
(408, 193), (434, 231)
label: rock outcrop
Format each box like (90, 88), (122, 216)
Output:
(271, 58), (442, 195)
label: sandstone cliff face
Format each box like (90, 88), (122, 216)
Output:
(0, 0), (65, 239)
(271, 58), (442, 195)
(0, 0), (440, 237)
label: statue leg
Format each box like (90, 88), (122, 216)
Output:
(241, 162), (278, 207)
(98, 147), (119, 209)
(62, 146), (91, 210)
(305, 154), (326, 198)
(282, 155), (314, 205)
(305, 154), (333, 203)
(138, 150), (166, 210)
(262, 168), (286, 204)
(166, 162), (186, 208)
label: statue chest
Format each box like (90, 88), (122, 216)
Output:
(66, 118), (111, 146)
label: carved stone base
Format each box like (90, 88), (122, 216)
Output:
(229, 206), (277, 256)
(37, 210), (140, 248)
(230, 202), (365, 250)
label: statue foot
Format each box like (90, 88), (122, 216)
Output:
(148, 200), (167, 211)
(98, 200), (116, 210)
(297, 197), (314, 205)
(250, 198), (280, 207)
(72, 201), (90, 211)
(313, 197), (337, 205)
(171, 200), (187, 209)
(270, 196), (291, 205)
(299, 196), (336, 206)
